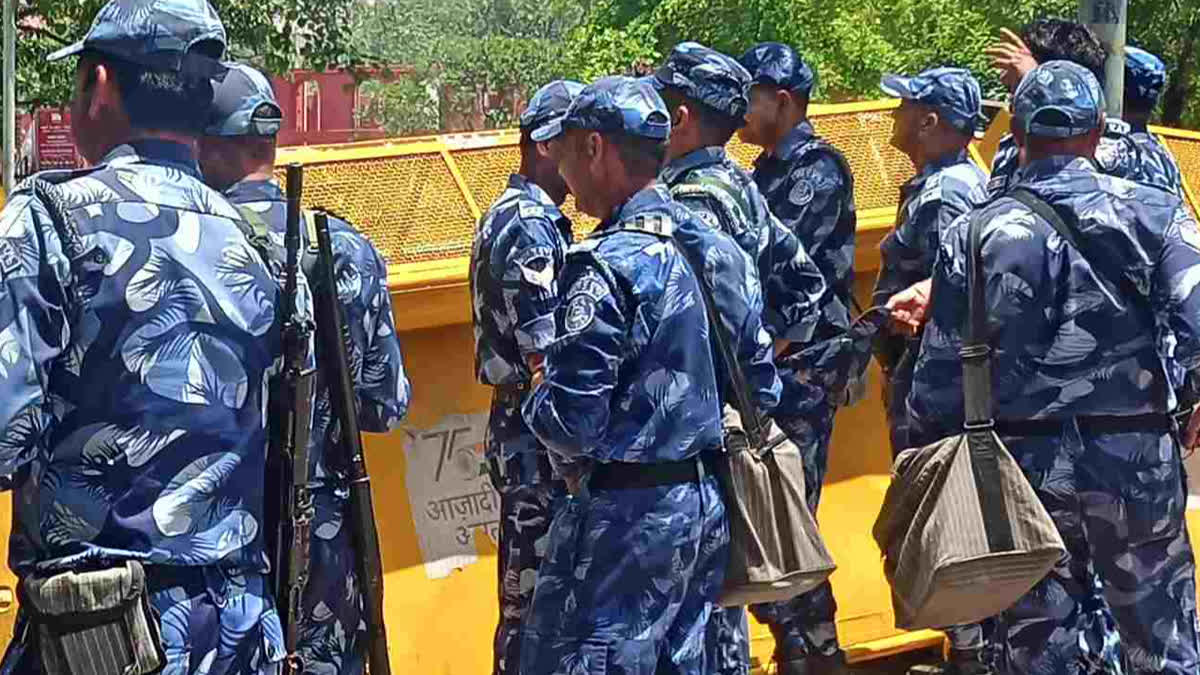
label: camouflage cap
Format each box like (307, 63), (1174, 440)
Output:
(1013, 60), (1105, 138)
(204, 63), (282, 137)
(650, 41), (751, 123)
(47, 0), (226, 77)
(739, 42), (815, 95)
(880, 66), (984, 134)
(521, 80), (585, 137)
(1125, 46), (1167, 105)
(532, 76), (670, 142)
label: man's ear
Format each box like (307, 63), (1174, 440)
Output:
(85, 61), (120, 122)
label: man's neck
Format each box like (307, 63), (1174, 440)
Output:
(912, 144), (967, 174)
(766, 113), (806, 157)
(601, 178), (656, 222)
(242, 163), (276, 183)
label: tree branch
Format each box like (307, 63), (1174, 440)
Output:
(18, 24), (72, 46)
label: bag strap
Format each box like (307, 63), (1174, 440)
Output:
(1007, 188), (1148, 316)
(665, 235), (767, 446)
(962, 208), (1016, 553)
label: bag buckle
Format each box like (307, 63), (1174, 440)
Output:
(963, 420), (995, 432)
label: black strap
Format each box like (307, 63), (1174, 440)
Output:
(962, 209), (1016, 552)
(589, 457), (701, 490)
(666, 237), (767, 446)
(1007, 188), (1148, 318)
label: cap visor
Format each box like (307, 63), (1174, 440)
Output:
(531, 118), (564, 142)
(879, 74), (912, 99)
(46, 41), (85, 62)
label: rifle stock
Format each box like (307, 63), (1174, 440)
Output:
(310, 210), (393, 675)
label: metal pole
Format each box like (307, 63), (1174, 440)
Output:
(1080, 0), (1128, 119)
(3, 0), (15, 194)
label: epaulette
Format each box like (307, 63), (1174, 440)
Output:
(592, 212), (675, 239)
(1105, 118), (1132, 137)
(13, 165), (104, 192)
(518, 201), (547, 221)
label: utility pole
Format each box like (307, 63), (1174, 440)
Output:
(2, 0), (15, 195)
(1080, 0), (1128, 119)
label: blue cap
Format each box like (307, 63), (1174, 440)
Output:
(880, 67), (984, 134)
(204, 63), (281, 137)
(1013, 61), (1105, 138)
(46, 0), (227, 77)
(650, 42), (751, 123)
(1125, 46), (1167, 105)
(521, 80), (585, 138)
(532, 76), (670, 143)
(739, 42), (815, 95)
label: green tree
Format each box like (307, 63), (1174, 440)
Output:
(12, 0), (362, 108)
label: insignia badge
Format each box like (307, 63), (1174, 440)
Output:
(0, 239), (20, 276)
(518, 203), (545, 220)
(1181, 218), (1200, 253)
(563, 293), (597, 334)
(1036, 69), (1055, 86)
(789, 179), (815, 207)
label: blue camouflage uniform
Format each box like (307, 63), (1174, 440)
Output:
(909, 62), (1200, 675)
(739, 42), (856, 666)
(652, 42), (824, 675)
(872, 68), (992, 664)
(0, 3), (303, 674)
(204, 63), (411, 675)
(468, 79), (582, 675)
(1124, 47), (1186, 199)
(521, 77), (772, 674)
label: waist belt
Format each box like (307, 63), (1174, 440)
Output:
(492, 381), (529, 406)
(995, 413), (1172, 437)
(589, 455), (705, 491)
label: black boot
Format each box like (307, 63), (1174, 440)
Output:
(776, 651), (852, 675)
(907, 648), (992, 675)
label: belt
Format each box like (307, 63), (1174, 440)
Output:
(589, 455), (705, 491)
(994, 413), (1172, 437)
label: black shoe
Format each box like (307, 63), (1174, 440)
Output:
(776, 652), (852, 675)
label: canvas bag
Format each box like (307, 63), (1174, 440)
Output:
(666, 236), (836, 607)
(871, 207), (1066, 630)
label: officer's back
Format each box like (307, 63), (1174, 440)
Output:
(0, 1), (294, 672)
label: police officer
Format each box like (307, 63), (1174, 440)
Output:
(984, 19), (1141, 197)
(466, 78), (581, 675)
(898, 61), (1200, 675)
(197, 63), (411, 675)
(0, 1), (303, 672)
(1124, 46), (1186, 197)
(873, 66), (992, 675)
(519, 76), (774, 674)
(650, 41), (827, 675)
(737, 41), (857, 674)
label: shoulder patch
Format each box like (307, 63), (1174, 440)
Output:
(788, 178), (815, 207)
(1179, 211), (1200, 252)
(562, 272), (609, 334)
(518, 202), (546, 220)
(0, 239), (20, 275)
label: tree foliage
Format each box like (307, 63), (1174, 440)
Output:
(11, 0), (361, 107)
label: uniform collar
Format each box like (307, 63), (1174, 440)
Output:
(224, 178), (283, 203)
(99, 139), (202, 177)
(904, 148), (972, 193)
(770, 119), (816, 161)
(599, 183), (673, 232)
(1014, 155), (1092, 184)
(661, 146), (727, 184)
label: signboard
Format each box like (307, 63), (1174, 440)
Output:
(402, 413), (501, 579)
(35, 109), (80, 170)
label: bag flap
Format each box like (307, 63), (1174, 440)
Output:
(22, 561), (145, 618)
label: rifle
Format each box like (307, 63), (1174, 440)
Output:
(266, 163), (317, 675)
(307, 210), (393, 675)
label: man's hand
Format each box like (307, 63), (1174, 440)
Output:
(526, 353), (546, 389)
(985, 28), (1038, 91)
(886, 279), (933, 337)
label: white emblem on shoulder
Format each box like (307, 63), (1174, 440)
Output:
(789, 179), (815, 207)
(563, 294), (597, 333)
(518, 202), (546, 220)
(0, 239), (19, 275)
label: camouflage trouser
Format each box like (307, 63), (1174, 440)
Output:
(748, 402), (841, 662)
(992, 426), (1199, 675)
(520, 472), (729, 674)
(297, 487), (367, 675)
(2, 566), (285, 675)
(490, 453), (561, 675)
(704, 607), (750, 675)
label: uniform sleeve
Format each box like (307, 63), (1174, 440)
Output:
(1156, 206), (1200, 376)
(872, 202), (940, 308)
(777, 156), (854, 295)
(358, 242), (410, 431)
(761, 215), (826, 342)
(0, 192), (72, 477)
(522, 259), (625, 459)
(495, 215), (564, 359)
